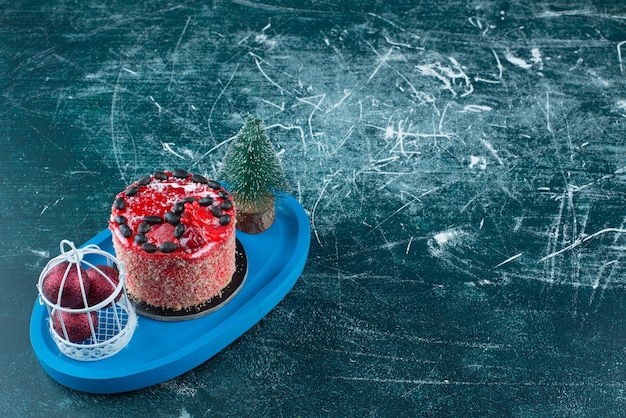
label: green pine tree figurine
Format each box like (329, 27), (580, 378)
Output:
(219, 116), (290, 234)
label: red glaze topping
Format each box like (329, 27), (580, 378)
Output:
(109, 170), (235, 256)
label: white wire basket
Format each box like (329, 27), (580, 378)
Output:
(37, 240), (137, 361)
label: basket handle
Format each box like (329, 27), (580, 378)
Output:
(59, 240), (83, 264)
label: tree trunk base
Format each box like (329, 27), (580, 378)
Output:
(236, 201), (275, 234)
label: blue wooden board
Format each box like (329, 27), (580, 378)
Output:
(30, 195), (310, 394)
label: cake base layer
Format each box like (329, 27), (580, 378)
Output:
(112, 232), (236, 310)
(130, 239), (248, 321)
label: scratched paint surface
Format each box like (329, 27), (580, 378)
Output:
(2, 0), (626, 415)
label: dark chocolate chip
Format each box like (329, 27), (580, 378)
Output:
(114, 197), (125, 210)
(114, 215), (126, 225)
(191, 174), (208, 184)
(174, 223), (185, 239)
(137, 176), (151, 186)
(159, 242), (178, 253)
(125, 186), (139, 197)
(144, 215), (163, 225)
(173, 202), (185, 214)
(138, 222), (151, 233)
(219, 214), (231, 226)
(207, 180), (222, 190)
(198, 196), (214, 206)
(172, 169), (189, 179)
(154, 171), (168, 181)
(220, 199), (233, 210)
(134, 233), (148, 244)
(119, 223), (132, 238)
(141, 242), (157, 253)
(218, 190), (230, 199)
(165, 212), (181, 225)
(211, 206), (223, 217)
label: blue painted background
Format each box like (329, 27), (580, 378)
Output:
(2, 1), (626, 415)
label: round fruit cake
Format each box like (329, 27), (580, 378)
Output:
(109, 169), (236, 310)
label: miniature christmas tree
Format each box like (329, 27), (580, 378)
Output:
(219, 116), (290, 234)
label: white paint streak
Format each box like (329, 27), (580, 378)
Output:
(249, 52), (286, 92)
(149, 95), (162, 112)
(475, 49), (503, 83)
(469, 155), (487, 170)
(428, 227), (468, 258)
(367, 47), (395, 84)
(311, 170), (342, 246)
(30, 249), (51, 258)
(481, 137), (504, 166)
(494, 253), (523, 268)
(266, 123), (307, 154)
(618, 41), (626, 75)
(416, 58), (473, 97)
(461, 105), (492, 113)
(540, 228), (626, 262)
(162, 142), (186, 159)
(169, 16), (191, 90)
(531, 48), (544, 70)
(297, 94), (326, 142)
(504, 52), (532, 69)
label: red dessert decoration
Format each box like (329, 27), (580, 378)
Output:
(52, 310), (99, 343)
(86, 265), (120, 307)
(109, 170), (237, 310)
(42, 261), (90, 308)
